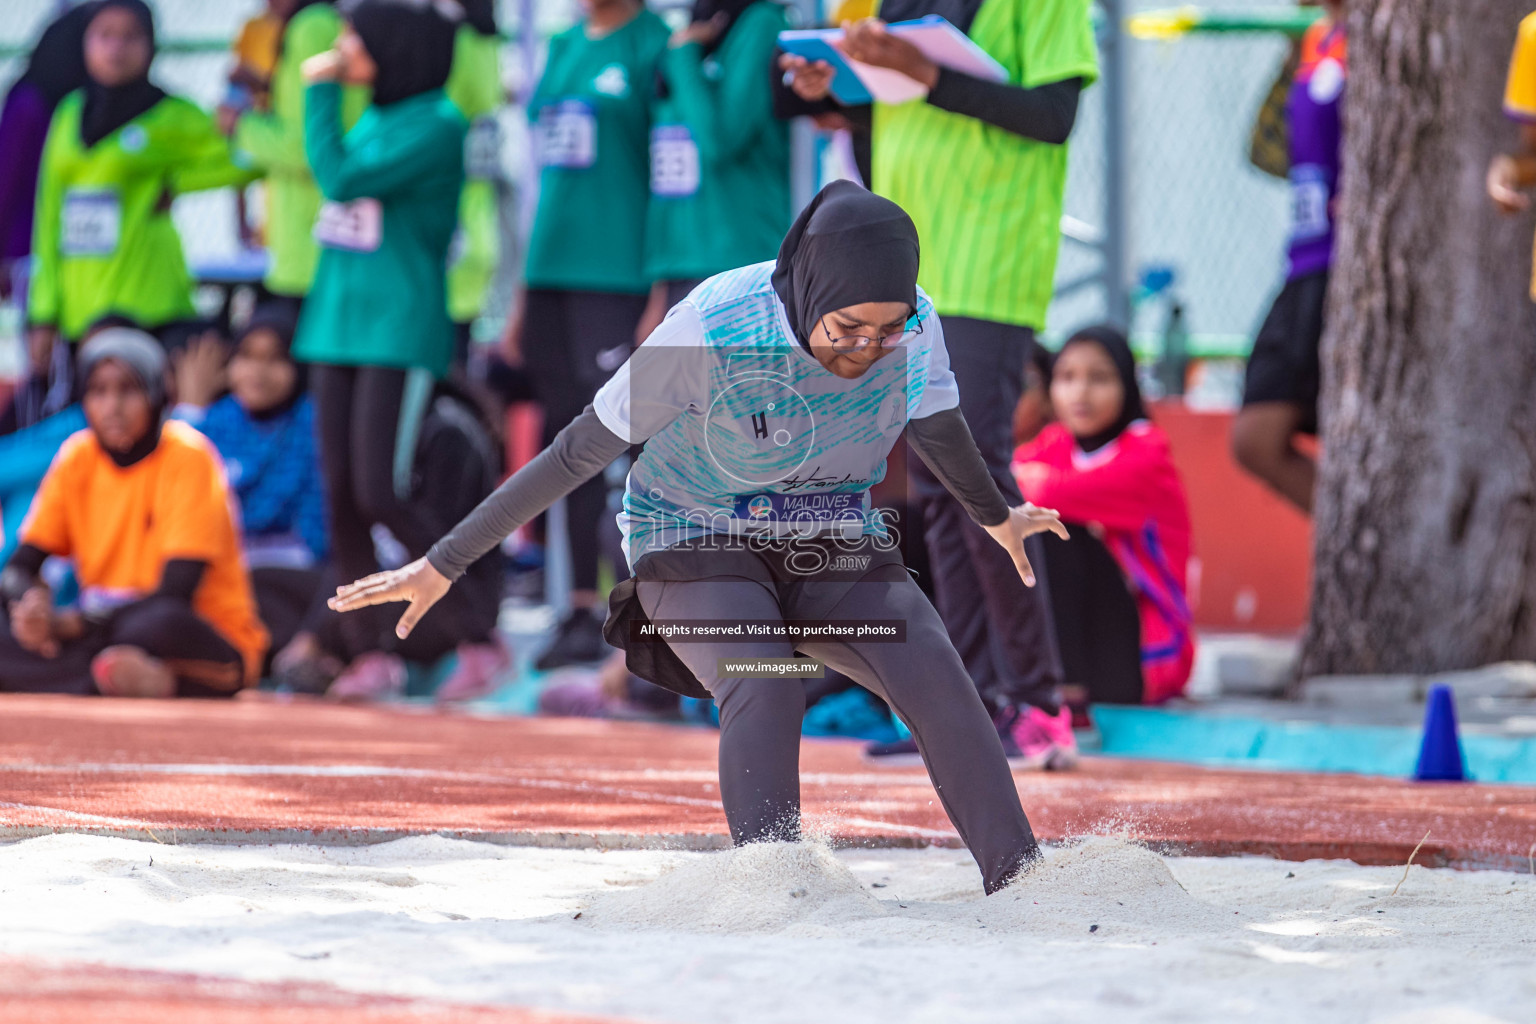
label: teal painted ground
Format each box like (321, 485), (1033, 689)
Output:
(1092, 706), (1536, 784)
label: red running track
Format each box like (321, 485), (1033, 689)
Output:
(1, 692), (1533, 870)
(1, 957), (630, 1024)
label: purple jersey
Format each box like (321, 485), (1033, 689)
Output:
(1286, 22), (1346, 279)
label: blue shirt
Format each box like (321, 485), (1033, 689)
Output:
(179, 394), (328, 568)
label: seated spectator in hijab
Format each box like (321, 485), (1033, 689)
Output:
(0, 329), (269, 697)
(1012, 326), (1196, 706)
(172, 308), (327, 662)
(25, 0), (255, 430)
(0, 1), (93, 306)
(0, 313), (139, 565)
(278, 381), (509, 703)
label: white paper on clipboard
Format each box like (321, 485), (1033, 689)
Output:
(799, 15), (1008, 105)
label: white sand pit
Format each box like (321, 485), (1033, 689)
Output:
(1, 831), (1532, 1023)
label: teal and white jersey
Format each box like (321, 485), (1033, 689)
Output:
(592, 261), (960, 568)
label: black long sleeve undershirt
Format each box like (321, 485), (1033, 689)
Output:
(905, 406), (1010, 527)
(926, 72), (1082, 144)
(425, 402), (1014, 584)
(771, 50), (1083, 147)
(156, 559), (207, 603)
(1, 545), (205, 607)
(0, 544), (48, 606)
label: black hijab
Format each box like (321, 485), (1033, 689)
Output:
(79, 0), (165, 149)
(20, 1), (96, 108)
(1052, 324), (1147, 453)
(458, 0), (497, 36)
(236, 304), (306, 421)
(690, 0), (757, 53)
(771, 180), (920, 352)
(346, 0), (460, 107)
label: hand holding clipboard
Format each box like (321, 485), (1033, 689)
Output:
(779, 16), (1007, 106)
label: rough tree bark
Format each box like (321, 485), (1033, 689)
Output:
(1303, 0), (1536, 675)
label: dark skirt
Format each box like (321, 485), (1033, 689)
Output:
(603, 532), (908, 699)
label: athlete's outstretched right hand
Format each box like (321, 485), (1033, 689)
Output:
(329, 557), (451, 640)
(982, 503), (1069, 589)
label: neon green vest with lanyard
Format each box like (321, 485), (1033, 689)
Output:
(29, 92), (255, 340)
(872, 0), (1098, 330)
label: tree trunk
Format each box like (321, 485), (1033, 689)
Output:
(1303, 0), (1536, 675)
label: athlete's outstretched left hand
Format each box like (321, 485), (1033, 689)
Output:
(982, 503), (1069, 588)
(329, 558), (451, 640)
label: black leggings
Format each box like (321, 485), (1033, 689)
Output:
(0, 595), (243, 697)
(312, 365), (451, 655)
(521, 290), (647, 592)
(637, 564), (1039, 894)
(1039, 528), (1144, 705)
(908, 317), (1064, 713)
(251, 566), (323, 663)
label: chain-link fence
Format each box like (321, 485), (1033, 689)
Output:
(1052, 0), (1296, 382)
(3, 0), (1301, 373)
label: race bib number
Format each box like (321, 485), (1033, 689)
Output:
(536, 100), (597, 169)
(61, 190), (121, 256)
(465, 116), (502, 180)
(650, 124), (700, 197)
(732, 491), (867, 528)
(1290, 165), (1331, 241)
(313, 198), (383, 253)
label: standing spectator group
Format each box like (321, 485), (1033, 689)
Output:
(0, 0), (1204, 751)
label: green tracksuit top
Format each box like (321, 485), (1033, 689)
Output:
(292, 83), (467, 378)
(644, 2), (791, 283)
(445, 27), (504, 324)
(233, 3), (368, 299)
(29, 91), (254, 340)
(524, 10), (670, 294)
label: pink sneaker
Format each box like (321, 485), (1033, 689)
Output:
(434, 639), (512, 703)
(326, 652), (407, 702)
(1009, 705), (1080, 771)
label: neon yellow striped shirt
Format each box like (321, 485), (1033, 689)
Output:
(873, 0), (1098, 329)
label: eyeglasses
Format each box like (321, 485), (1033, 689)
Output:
(820, 312), (925, 353)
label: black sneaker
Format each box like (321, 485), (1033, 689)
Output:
(534, 608), (609, 670)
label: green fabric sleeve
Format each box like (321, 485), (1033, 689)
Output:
(663, 6), (782, 165)
(170, 103), (260, 194)
(234, 10), (366, 173)
(303, 84), (454, 202)
(445, 30), (503, 119)
(26, 114), (64, 327)
(232, 110), (292, 171)
(1019, 0), (1100, 89)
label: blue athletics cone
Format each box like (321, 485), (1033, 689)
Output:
(1413, 683), (1468, 782)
